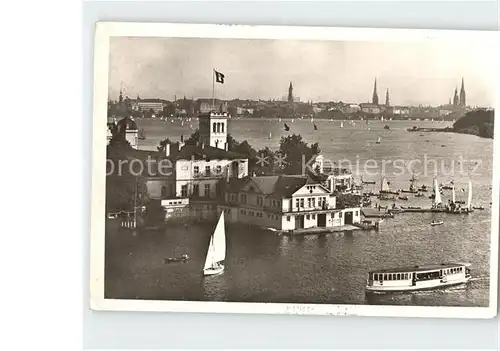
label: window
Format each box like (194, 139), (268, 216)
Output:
(295, 199), (300, 208)
(161, 186), (167, 198)
(300, 198), (304, 207)
(221, 123), (225, 133)
(383, 274), (387, 280)
(307, 198), (311, 208)
(312, 214), (316, 219)
(306, 215), (310, 220)
(257, 196), (263, 206)
(339, 212), (343, 218)
(205, 166), (210, 176)
(193, 166), (199, 176)
(216, 165), (222, 174)
(331, 213), (335, 219)
(213, 122), (216, 132)
(355, 211), (359, 216)
(396, 273), (400, 280)
(193, 184), (199, 196)
(204, 184), (210, 197)
(181, 185), (188, 197)
(312, 198), (316, 207)
(287, 216), (290, 221)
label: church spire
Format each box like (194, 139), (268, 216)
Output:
(385, 88), (390, 107)
(288, 81), (294, 103)
(372, 78), (379, 105)
(459, 77), (466, 107)
(453, 86), (459, 107)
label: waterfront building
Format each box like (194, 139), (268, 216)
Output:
(312, 155), (358, 194)
(143, 112), (249, 220)
(219, 174), (361, 231)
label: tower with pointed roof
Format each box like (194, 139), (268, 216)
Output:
(453, 87), (459, 107)
(385, 88), (390, 107)
(459, 77), (466, 107)
(372, 78), (379, 105)
(288, 82), (294, 103)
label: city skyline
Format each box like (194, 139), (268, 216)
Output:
(109, 37), (494, 107)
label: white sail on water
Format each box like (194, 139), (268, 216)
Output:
(381, 177), (390, 192)
(434, 178), (442, 205)
(340, 121), (344, 128)
(467, 179), (473, 209)
(203, 212), (226, 270)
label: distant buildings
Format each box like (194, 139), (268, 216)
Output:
(133, 98), (166, 113)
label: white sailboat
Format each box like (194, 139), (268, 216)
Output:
(268, 132), (272, 139)
(340, 121), (344, 128)
(467, 179), (473, 210)
(376, 137), (381, 144)
(433, 178), (442, 206)
(203, 212), (226, 276)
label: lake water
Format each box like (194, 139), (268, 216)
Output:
(105, 118), (493, 306)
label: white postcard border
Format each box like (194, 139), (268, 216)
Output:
(90, 22), (499, 318)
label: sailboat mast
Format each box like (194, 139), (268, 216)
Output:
(467, 179), (473, 209)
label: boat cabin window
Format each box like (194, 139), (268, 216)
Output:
(383, 274), (387, 280)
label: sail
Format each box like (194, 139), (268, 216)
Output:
(434, 178), (442, 204)
(467, 180), (473, 209)
(203, 235), (216, 270)
(452, 185), (456, 203)
(381, 177), (390, 192)
(203, 212), (226, 270)
(340, 122), (344, 128)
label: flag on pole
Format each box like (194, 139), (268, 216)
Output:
(214, 70), (225, 84)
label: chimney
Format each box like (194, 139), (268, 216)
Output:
(165, 143), (171, 157)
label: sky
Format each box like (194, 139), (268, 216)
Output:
(108, 36), (495, 107)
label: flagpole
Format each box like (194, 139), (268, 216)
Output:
(212, 69), (215, 111)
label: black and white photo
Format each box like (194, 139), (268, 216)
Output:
(90, 23), (499, 318)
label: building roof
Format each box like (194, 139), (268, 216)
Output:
(226, 175), (318, 198)
(173, 145), (247, 161)
(116, 116), (138, 131)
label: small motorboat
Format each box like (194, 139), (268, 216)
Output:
(415, 193), (425, 197)
(164, 254), (189, 263)
(430, 221), (444, 226)
(398, 196), (409, 201)
(473, 205), (485, 210)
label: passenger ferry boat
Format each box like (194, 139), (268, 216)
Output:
(365, 263), (471, 293)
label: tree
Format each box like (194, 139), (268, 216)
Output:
(106, 134), (150, 213)
(278, 134), (320, 175)
(106, 175), (149, 212)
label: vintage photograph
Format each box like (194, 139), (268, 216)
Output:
(91, 23), (499, 318)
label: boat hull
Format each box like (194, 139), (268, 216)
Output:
(366, 276), (470, 293)
(203, 265), (225, 276)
